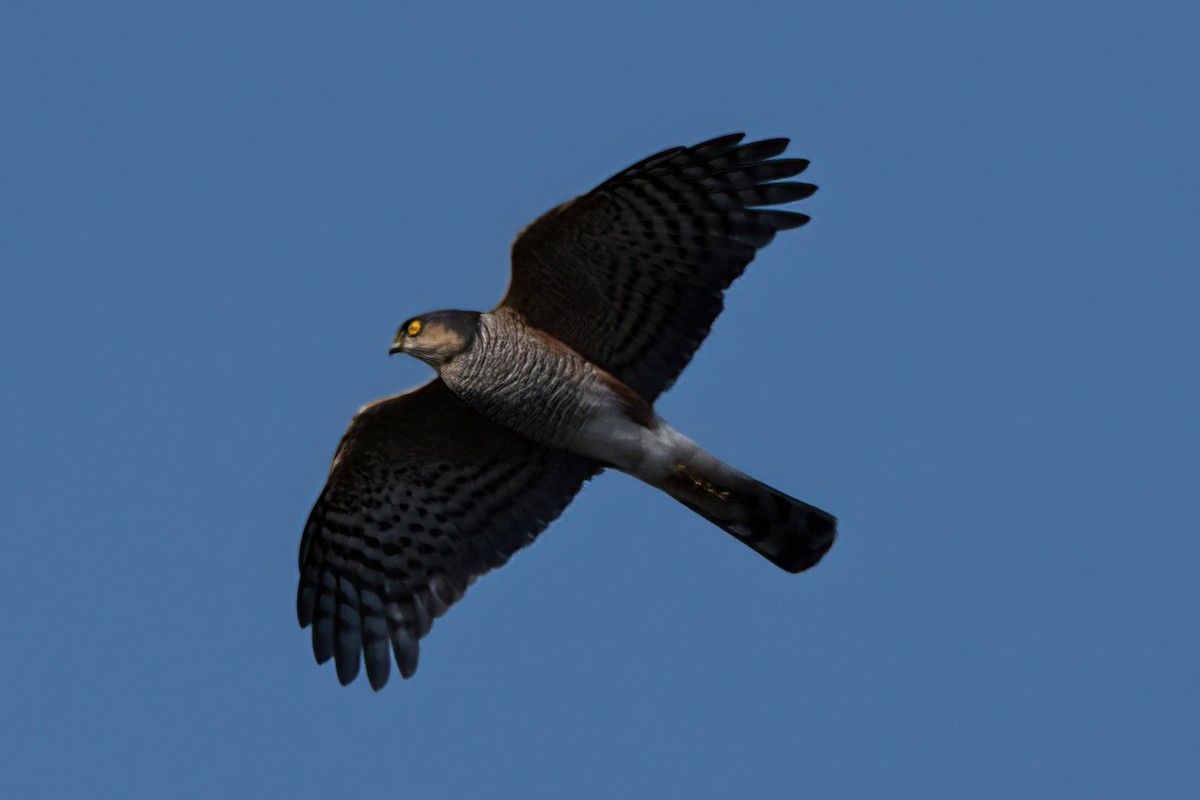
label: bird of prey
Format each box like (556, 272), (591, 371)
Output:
(298, 133), (836, 689)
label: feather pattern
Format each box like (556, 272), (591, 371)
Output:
(298, 379), (599, 689)
(442, 310), (610, 449)
(502, 134), (816, 401)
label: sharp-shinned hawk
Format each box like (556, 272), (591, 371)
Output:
(298, 134), (837, 689)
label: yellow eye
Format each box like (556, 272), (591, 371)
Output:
(407, 320), (422, 336)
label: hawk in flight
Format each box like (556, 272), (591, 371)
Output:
(298, 134), (837, 689)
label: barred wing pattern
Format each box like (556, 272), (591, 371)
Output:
(298, 379), (599, 689)
(503, 134), (816, 402)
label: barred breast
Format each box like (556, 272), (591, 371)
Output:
(439, 309), (626, 454)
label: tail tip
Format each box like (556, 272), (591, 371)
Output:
(776, 510), (837, 574)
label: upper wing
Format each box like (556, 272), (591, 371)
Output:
(297, 379), (599, 689)
(501, 134), (816, 403)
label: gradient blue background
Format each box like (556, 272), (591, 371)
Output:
(3, 2), (1198, 797)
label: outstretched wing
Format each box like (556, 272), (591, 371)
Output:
(297, 379), (599, 689)
(501, 134), (816, 402)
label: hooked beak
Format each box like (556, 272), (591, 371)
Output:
(389, 334), (405, 356)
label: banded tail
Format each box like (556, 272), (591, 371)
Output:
(654, 450), (836, 573)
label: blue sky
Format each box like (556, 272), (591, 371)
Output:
(2, 1), (1198, 797)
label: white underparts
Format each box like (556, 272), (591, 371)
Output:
(567, 400), (697, 484)
(441, 310), (730, 487)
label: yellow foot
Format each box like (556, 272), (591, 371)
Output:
(675, 462), (731, 501)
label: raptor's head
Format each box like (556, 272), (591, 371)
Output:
(390, 310), (481, 369)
